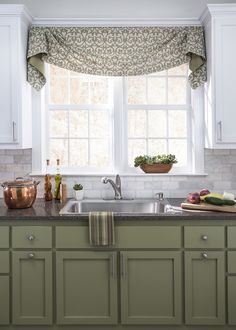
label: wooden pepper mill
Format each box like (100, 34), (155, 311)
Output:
(44, 159), (53, 201)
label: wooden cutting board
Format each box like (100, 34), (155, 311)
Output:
(181, 202), (236, 213)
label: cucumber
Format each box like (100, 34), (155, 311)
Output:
(223, 199), (236, 206)
(205, 196), (225, 206)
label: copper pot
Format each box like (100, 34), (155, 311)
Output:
(1, 178), (40, 209)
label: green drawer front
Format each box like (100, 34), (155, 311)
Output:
(227, 226), (236, 248)
(116, 226), (181, 248)
(228, 252), (236, 273)
(0, 251), (9, 273)
(56, 226), (181, 249)
(12, 226), (52, 249)
(184, 226), (224, 248)
(56, 226), (89, 248)
(0, 227), (9, 248)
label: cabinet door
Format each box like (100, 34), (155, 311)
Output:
(228, 277), (236, 324)
(120, 251), (182, 324)
(12, 251), (52, 325)
(56, 251), (117, 325)
(185, 251), (225, 325)
(0, 276), (9, 324)
(215, 18), (236, 144)
(0, 18), (18, 144)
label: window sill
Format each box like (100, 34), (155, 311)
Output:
(30, 172), (208, 177)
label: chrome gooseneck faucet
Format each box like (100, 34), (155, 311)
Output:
(101, 174), (122, 200)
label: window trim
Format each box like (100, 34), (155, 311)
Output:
(31, 68), (205, 176)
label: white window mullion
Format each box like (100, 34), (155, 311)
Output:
(113, 77), (125, 173)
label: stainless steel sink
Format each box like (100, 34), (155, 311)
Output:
(59, 199), (171, 215)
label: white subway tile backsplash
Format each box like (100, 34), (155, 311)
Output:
(0, 148), (236, 199)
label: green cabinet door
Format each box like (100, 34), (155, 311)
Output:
(120, 251), (182, 325)
(12, 251), (53, 325)
(185, 251), (225, 325)
(228, 277), (236, 324)
(0, 276), (9, 324)
(56, 251), (117, 325)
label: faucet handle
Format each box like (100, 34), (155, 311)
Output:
(115, 174), (121, 188)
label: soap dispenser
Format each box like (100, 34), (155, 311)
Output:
(155, 192), (168, 213)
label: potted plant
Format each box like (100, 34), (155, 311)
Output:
(134, 154), (177, 173)
(73, 183), (84, 200)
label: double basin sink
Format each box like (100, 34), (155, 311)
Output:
(59, 199), (175, 215)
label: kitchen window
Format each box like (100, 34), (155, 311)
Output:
(37, 62), (203, 174)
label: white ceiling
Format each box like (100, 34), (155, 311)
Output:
(0, 0), (236, 19)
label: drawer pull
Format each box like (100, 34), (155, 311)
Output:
(202, 252), (208, 259)
(27, 235), (35, 241)
(28, 253), (35, 259)
(201, 235), (208, 241)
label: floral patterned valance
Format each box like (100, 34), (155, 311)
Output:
(27, 26), (206, 90)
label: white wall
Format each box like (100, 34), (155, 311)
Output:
(0, 0), (236, 19)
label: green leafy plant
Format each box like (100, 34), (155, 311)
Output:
(73, 183), (83, 191)
(134, 154), (177, 167)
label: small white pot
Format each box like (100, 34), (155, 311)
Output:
(74, 190), (84, 201)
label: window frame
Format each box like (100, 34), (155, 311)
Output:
(46, 66), (114, 173)
(31, 56), (205, 177)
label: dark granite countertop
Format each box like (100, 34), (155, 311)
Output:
(0, 198), (236, 222)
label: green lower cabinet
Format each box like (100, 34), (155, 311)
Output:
(185, 251), (225, 325)
(120, 251), (182, 325)
(12, 251), (53, 325)
(0, 276), (9, 324)
(56, 251), (117, 325)
(228, 276), (236, 324)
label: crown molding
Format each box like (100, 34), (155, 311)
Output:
(200, 3), (236, 24)
(0, 4), (33, 23)
(31, 17), (201, 27)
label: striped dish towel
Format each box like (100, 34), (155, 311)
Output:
(89, 212), (115, 246)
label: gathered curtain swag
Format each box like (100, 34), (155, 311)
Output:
(27, 26), (206, 90)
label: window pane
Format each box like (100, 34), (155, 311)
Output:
(168, 77), (187, 104)
(90, 139), (109, 167)
(128, 110), (146, 138)
(69, 110), (88, 138)
(69, 139), (88, 166)
(128, 139), (147, 166)
(169, 110), (187, 138)
(50, 64), (68, 77)
(89, 111), (109, 138)
(168, 63), (188, 76)
(90, 79), (109, 104)
(147, 77), (166, 104)
(49, 110), (68, 138)
(148, 110), (167, 137)
(169, 139), (187, 166)
(127, 77), (146, 104)
(70, 78), (89, 104)
(49, 139), (68, 167)
(50, 77), (68, 104)
(148, 139), (167, 155)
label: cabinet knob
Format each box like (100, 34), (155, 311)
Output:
(27, 235), (35, 241)
(202, 252), (208, 259)
(28, 253), (35, 259)
(201, 235), (208, 241)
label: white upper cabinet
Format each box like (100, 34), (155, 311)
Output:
(203, 4), (236, 148)
(0, 5), (32, 148)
